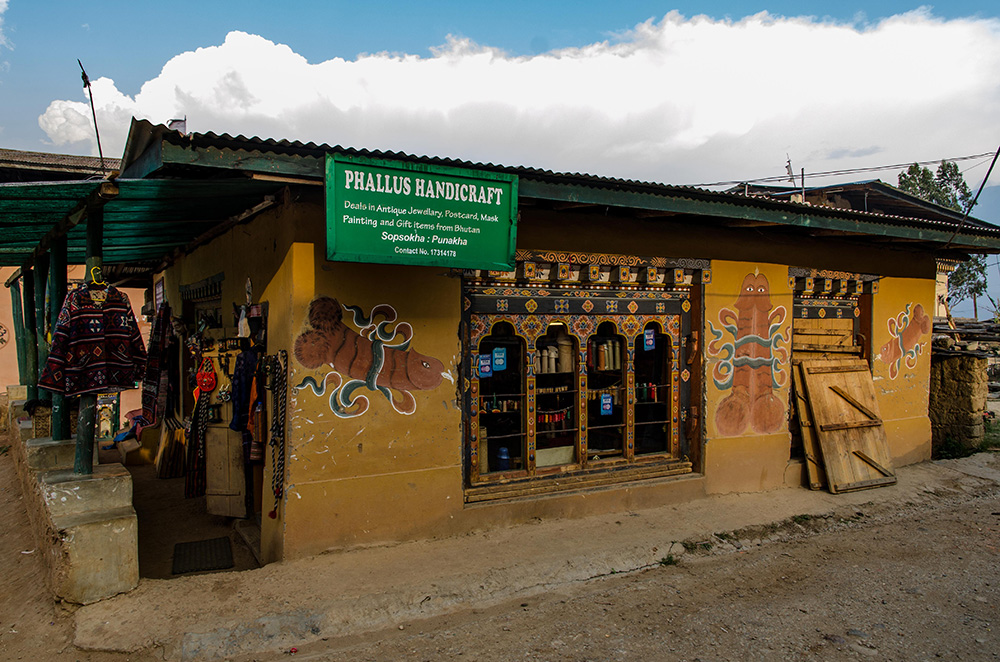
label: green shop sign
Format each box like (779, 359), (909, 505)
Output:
(326, 154), (518, 269)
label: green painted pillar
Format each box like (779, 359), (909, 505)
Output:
(21, 266), (37, 401)
(50, 238), (70, 440)
(75, 209), (104, 474)
(33, 252), (51, 403)
(9, 279), (27, 385)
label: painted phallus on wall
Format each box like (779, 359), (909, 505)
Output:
(293, 296), (447, 417)
(878, 302), (931, 379)
(708, 271), (790, 436)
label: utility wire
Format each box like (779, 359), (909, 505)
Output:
(943, 143), (1000, 249)
(693, 151), (996, 188)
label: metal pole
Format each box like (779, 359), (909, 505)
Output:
(74, 209), (103, 474)
(50, 238), (70, 440)
(33, 252), (51, 404)
(9, 278), (27, 385)
(21, 266), (37, 401)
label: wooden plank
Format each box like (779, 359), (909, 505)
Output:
(799, 358), (896, 494)
(793, 331), (854, 343)
(819, 419), (882, 431)
(793, 343), (861, 353)
(805, 364), (869, 374)
(466, 461), (693, 502)
(793, 363), (824, 490)
(853, 450), (894, 477)
(793, 328), (854, 336)
(832, 476), (897, 493)
(830, 386), (880, 420)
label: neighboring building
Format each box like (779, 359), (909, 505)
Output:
(730, 180), (982, 319)
(6, 120), (1000, 569)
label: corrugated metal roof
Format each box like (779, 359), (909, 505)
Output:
(123, 119), (1000, 245)
(0, 178), (282, 267)
(0, 147), (121, 178)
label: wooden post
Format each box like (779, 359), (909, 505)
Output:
(21, 266), (37, 401)
(50, 238), (70, 440)
(33, 252), (51, 403)
(9, 278), (27, 385)
(74, 209), (103, 475)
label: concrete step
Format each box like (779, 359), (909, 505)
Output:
(25, 436), (77, 472)
(50, 506), (139, 604)
(40, 464), (133, 518)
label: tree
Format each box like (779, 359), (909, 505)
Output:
(898, 161), (974, 212)
(898, 161), (985, 317)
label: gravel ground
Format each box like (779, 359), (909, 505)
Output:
(3, 446), (1000, 662)
(256, 479), (1000, 661)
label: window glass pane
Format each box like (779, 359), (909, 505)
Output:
(477, 322), (525, 474)
(635, 321), (671, 455)
(536, 323), (578, 467)
(586, 321), (625, 459)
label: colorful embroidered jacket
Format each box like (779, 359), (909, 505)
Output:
(39, 286), (148, 395)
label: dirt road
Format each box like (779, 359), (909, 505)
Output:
(3, 445), (999, 661)
(265, 491), (1000, 661)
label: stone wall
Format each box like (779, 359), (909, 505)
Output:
(929, 353), (988, 451)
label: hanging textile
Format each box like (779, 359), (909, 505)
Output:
(184, 394), (210, 498)
(140, 302), (172, 425)
(247, 369), (266, 463)
(229, 345), (261, 433)
(39, 285), (147, 396)
(267, 351), (287, 519)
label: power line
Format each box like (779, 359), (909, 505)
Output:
(693, 151), (997, 188)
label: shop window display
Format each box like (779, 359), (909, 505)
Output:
(463, 250), (705, 500)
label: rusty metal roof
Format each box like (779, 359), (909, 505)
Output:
(0, 147), (121, 181)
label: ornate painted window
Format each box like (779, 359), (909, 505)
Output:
(462, 250), (708, 502)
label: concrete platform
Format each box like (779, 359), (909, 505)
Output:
(15, 435), (139, 606)
(24, 436), (76, 472)
(72, 453), (1000, 661)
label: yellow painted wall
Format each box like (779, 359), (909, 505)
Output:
(702, 260), (794, 493)
(870, 277), (935, 465)
(280, 242), (464, 558)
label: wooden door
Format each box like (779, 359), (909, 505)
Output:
(205, 421), (247, 517)
(799, 358), (896, 493)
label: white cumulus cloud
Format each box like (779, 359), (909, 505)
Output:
(0, 0), (8, 50)
(37, 10), (1000, 188)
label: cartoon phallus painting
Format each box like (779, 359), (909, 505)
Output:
(877, 302), (931, 379)
(293, 297), (448, 417)
(707, 270), (790, 436)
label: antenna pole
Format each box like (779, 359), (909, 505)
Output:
(77, 59), (107, 176)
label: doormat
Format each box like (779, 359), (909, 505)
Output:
(172, 536), (234, 575)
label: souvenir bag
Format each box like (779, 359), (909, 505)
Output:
(195, 357), (217, 400)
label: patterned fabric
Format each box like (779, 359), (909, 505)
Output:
(184, 394), (210, 498)
(141, 302), (172, 425)
(229, 346), (261, 432)
(39, 285), (147, 396)
(268, 351), (287, 518)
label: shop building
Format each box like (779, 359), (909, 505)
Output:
(5, 119), (1000, 583)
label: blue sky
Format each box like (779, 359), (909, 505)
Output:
(2, 1), (1000, 315)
